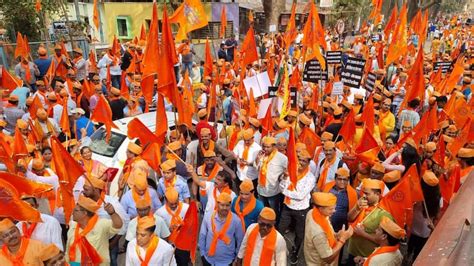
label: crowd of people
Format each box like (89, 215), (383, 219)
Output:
(0, 3), (473, 266)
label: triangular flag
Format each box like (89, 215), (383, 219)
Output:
(90, 95), (118, 142)
(141, 143), (162, 172)
(127, 118), (162, 146)
(174, 201), (199, 263)
(0, 178), (42, 222)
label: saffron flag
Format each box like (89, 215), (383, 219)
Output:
(449, 118), (472, 157)
(90, 95), (118, 142)
(169, 0), (208, 41)
(261, 103), (273, 137)
(155, 94), (168, 140)
(35, 0), (42, 12)
(0, 178), (42, 222)
(139, 23), (147, 41)
(442, 55), (465, 94)
(400, 48), (425, 110)
(355, 127), (379, 154)
(93, 0), (100, 29)
(0, 67), (23, 92)
(385, 3), (408, 67)
(284, 2), (297, 50)
(174, 201), (199, 263)
(299, 127), (321, 159)
(142, 2), (160, 78)
(384, 5), (398, 37)
(141, 143), (162, 172)
(241, 27), (259, 67)
(59, 101), (70, 137)
(14, 32), (28, 59)
(301, 2), (326, 69)
(0, 136), (15, 172)
(50, 137), (85, 224)
(204, 39), (213, 78)
(339, 108), (356, 143)
(0, 172), (53, 197)
(127, 118), (162, 146)
(356, 147), (381, 165)
(220, 5), (227, 38)
(12, 128), (28, 159)
(360, 95), (375, 133)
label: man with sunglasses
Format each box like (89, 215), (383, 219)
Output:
(279, 149), (316, 264)
(235, 207), (287, 265)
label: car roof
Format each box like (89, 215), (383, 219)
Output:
(112, 111), (177, 135)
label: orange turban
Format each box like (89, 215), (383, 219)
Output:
(77, 194), (100, 213)
(298, 150), (311, 160)
(259, 207), (276, 221)
(134, 171), (149, 190)
(39, 244), (61, 262)
(0, 218), (15, 233)
(383, 170), (401, 183)
(312, 192), (337, 207)
(16, 119), (28, 130)
(36, 108), (48, 120)
(135, 198), (150, 209)
(239, 179), (254, 193)
(128, 142), (143, 155)
(422, 171), (439, 186)
(242, 129), (254, 140)
(165, 188), (179, 203)
(217, 192), (232, 203)
(32, 159), (45, 171)
(362, 178), (384, 191)
(371, 162), (385, 173)
(137, 216), (156, 230)
(262, 137), (276, 145)
(203, 150), (216, 158)
(321, 132), (334, 141)
(86, 176), (105, 190)
(200, 128), (211, 135)
(323, 141), (335, 150)
(160, 159), (176, 171)
(336, 167), (350, 178)
(380, 216), (406, 239)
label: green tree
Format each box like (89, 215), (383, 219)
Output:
(0, 0), (61, 41)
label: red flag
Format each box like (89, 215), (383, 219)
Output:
(50, 137), (85, 224)
(155, 94), (168, 140)
(0, 66), (23, 91)
(287, 127), (298, 186)
(127, 118), (162, 146)
(141, 143), (162, 172)
(339, 108), (356, 143)
(204, 39), (213, 78)
(241, 27), (259, 66)
(355, 127), (379, 154)
(139, 23), (147, 41)
(90, 95), (118, 142)
(360, 95), (375, 133)
(284, 2), (297, 50)
(0, 178), (42, 222)
(261, 103), (273, 137)
(174, 201), (199, 263)
(220, 5), (227, 38)
(93, 0), (100, 29)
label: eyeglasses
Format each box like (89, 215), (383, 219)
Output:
(336, 178), (349, 182)
(258, 221), (274, 228)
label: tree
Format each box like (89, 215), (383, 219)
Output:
(0, 0), (61, 41)
(262, 0), (286, 31)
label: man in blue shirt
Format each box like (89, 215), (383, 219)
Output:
(157, 159), (191, 203)
(72, 108), (94, 139)
(231, 179), (264, 230)
(199, 192), (244, 265)
(224, 34), (238, 62)
(33, 46), (52, 79)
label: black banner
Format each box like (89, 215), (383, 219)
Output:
(290, 87), (298, 108)
(341, 56), (366, 88)
(268, 86), (279, 98)
(365, 72), (377, 92)
(303, 59), (329, 82)
(433, 61), (452, 73)
(326, 51), (342, 65)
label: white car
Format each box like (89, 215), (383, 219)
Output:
(88, 111), (223, 196)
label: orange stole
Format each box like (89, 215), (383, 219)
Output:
(363, 245), (400, 266)
(69, 214), (103, 264)
(312, 208), (336, 247)
(136, 235), (159, 266)
(242, 225), (277, 266)
(317, 156), (337, 190)
(166, 202), (184, 243)
(258, 150), (277, 187)
(208, 212), (232, 256)
(234, 195), (257, 231)
(1, 237), (30, 265)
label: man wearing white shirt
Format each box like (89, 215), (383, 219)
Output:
(97, 50), (122, 88)
(279, 150), (316, 264)
(233, 128), (262, 192)
(26, 159), (59, 215)
(125, 198), (170, 242)
(17, 196), (64, 251)
(125, 216), (177, 266)
(254, 137), (288, 218)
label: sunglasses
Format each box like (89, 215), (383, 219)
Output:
(258, 221), (273, 228)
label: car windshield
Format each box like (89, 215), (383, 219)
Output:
(89, 128), (126, 157)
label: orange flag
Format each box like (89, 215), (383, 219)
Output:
(385, 3), (408, 66)
(284, 2), (297, 50)
(0, 178), (42, 222)
(248, 10), (254, 23)
(14, 32), (27, 59)
(35, 0), (42, 12)
(127, 118), (162, 146)
(287, 127), (298, 186)
(289, 66), (302, 91)
(90, 95), (118, 142)
(204, 39), (213, 78)
(307, 85), (319, 111)
(299, 127), (321, 158)
(442, 55), (465, 94)
(176, 73), (194, 129)
(139, 23), (147, 41)
(241, 26), (259, 66)
(220, 5), (227, 38)
(174, 201), (199, 263)
(247, 88), (257, 118)
(50, 137), (85, 224)
(12, 128), (28, 159)
(379, 164), (422, 227)
(0, 172), (53, 197)
(155, 93), (168, 139)
(413, 108), (437, 143)
(169, 0), (208, 41)
(439, 165), (460, 206)
(142, 2), (160, 78)
(141, 143), (162, 172)
(339, 108), (356, 143)
(301, 2), (326, 69)
(59, 101), (70, 137)
(157, 6), (178, 106)
(355, 127), (379, 154)
(449, 118), (472, 157)
(0, 66), (23, 92)
(400, 48), (425, 111)
(93, 0), (100, 29)
(384, 5), (398, 37)
(446, 96), (470, 128)
(119, 72), (130, 100)
(433, 134), (446, 167)
(0, 136), (15, 173)
(419, 11), (429, 45)
(356, 147), (381, 165)
(410, 10), (423, 35)
(360, 95), (375, 133)
(82, 79), (93, 99)
(261, 103), (273, 137)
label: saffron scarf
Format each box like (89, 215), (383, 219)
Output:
(69, 214), (103, 264)
(258, 150), (277, 187)
(234, 195), (257, 231)
(363, 245), (400, 266)
(317, 156), (337, 191)
(166, 202), (183, 243)
(136, 235), (159, 266)
(1, 237), (30, 266)
(312, 208), (336, 247)
(242, 225), (277, 266)
(208, 211), (232, 256)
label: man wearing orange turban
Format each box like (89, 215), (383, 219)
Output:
(233, 128), (262, 191)
(231, 179), (264, 230)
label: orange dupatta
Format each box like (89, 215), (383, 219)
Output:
(242, 225), (277, 266)
(228, 128), (240, 151)
(21, 62), (32, 84)
(312, 208), (336, 247)
(317, 156), (337, 190)
(132, 188), (151, 207)
(1, 237), (29, 266)
(69, 214), (103, 264)
(234, 195), (257, 231)
(258, 150), (277, 187)
(199, 164), (220, 196)
(200, 140), (215, 155)
(363, 245), (400, 266)
(136, 235), (159, 266)
(166, 202), (184, 243)
(21, 222), (37, 239)
(208, 211), (232, 256)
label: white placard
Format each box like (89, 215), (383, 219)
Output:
(257, 98), (273, 119)
(332, 81), (344, 95)
(243, 71), (271, 98)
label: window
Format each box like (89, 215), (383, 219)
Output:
(117, 16), (132, 38)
